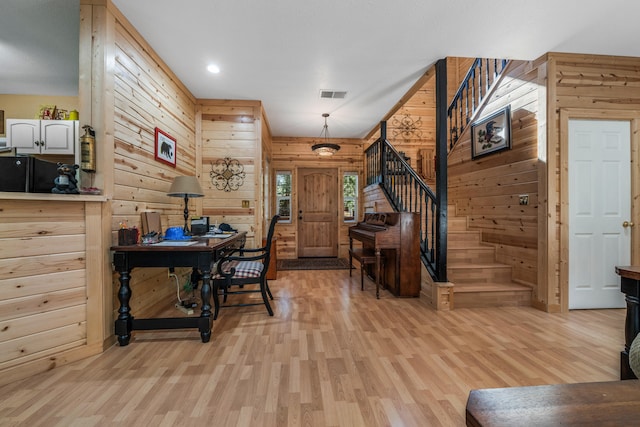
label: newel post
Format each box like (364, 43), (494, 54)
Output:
(435, 58), (448, 282)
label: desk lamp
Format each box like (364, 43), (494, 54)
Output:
(167, 176), (204, 235)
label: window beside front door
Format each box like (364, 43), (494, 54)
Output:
(343, 172), (358, 222)
(276, 171), (292, 223)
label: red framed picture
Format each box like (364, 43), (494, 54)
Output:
(154, 127), (177, 167)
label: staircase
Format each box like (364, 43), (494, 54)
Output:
(447, 206), (532, 308)
(366, 57), (531, 309)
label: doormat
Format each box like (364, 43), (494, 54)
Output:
(277, 258), (350, 271)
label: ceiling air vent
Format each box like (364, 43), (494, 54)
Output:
(320, 90), (347, 99)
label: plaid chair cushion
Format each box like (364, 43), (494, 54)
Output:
(215, 260), (264, 279)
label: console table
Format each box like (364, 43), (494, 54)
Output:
(111, 232), (245, 346)
(466, 380), (640, 426)
(615, 265), (640, 379)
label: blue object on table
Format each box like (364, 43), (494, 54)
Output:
(165, 226), (190, 240)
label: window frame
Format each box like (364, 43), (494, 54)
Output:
(343, 171), (358, 223)
(275, 170), (292, 223)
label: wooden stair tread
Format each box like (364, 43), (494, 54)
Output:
(453, 282), (532, 293)
(448, 263), (512, 270)
(446, 209), (533, 309)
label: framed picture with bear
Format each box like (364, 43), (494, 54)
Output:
(154, 127), (177, 167)
(471, 106), (511, 159)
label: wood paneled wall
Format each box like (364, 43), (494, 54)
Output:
(364, 57), (474, 185)
(362, 183), (393, 212)
(446, 53), (640, 312)
(363, 57), (541, 307)
(543, 53), (640, 311)
(0, 196), (105, 386)
(109, 5), (197, 318)
(365, 75), (435, 181)
(197, 100), (265, 248)
(447, 60), (540, 292)
(271, 137), (364, 259)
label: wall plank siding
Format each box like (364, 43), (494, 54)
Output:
(365, 73), (436, 182)
(0, 195), (103, 385)
(447, 59), (540, 297)
(109, 1), (198, 322)
(545, 53), (640, 311)
(196, 102), (267, 248)
(447, 53), (640, 311)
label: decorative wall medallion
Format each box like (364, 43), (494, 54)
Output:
(392, 113), (423, 142)
(210, 157), (246, 192)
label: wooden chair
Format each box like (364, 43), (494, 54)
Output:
(212, 215), (279, 319)
(348, 247), (383, 299)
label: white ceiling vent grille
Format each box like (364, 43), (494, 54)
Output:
(320, 90), (347, 99)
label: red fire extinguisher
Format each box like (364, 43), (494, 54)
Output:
(80, 125), (96, 172)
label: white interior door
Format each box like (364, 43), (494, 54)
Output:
(569, 119), (630, 309)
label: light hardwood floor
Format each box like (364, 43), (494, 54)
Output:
(0, 269), (625, 426)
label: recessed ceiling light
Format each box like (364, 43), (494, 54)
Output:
(207, 64), (220, 74)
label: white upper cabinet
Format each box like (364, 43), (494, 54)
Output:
(7, 119), (78, 155)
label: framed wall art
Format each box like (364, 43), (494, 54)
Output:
(154, 127), (176, 167)
(471, 106), (511, 159)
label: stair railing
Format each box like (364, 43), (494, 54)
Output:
(365, 59), (449, 282)
(365, 130), (443, 280)
(365, 58), (509, 282)
(448, 58), (508, 151)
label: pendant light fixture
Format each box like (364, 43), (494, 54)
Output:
(311, 113), (340, 157)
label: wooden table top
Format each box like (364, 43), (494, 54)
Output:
(466, 380), (640, 426)
(111, 231), (246, 252)
(616, 265), (640, 281)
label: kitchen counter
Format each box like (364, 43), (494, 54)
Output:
(0, 191), (107, 202)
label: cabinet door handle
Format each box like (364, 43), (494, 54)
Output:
(623, 221), (635, 228)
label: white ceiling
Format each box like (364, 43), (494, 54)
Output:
(0, 0), (79, 96)
(4, 0), (640, 138)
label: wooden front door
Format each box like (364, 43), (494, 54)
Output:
(297, 168), (339, 257)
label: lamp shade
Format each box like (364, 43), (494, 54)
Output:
(167, 176), (204, 198)
(312, 143), (341, 156)
(311, 113), (340, 157)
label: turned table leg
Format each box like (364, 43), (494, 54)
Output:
(115, 268), (133, 346)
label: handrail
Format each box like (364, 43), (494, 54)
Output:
(365, 137), (442, 280)
(363, 58), (507, 283)
(447, 58), (508, 152)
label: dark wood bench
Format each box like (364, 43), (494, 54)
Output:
(466, 380), (640, 426)
(348, 247), (383, 298)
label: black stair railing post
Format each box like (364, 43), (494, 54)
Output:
(435, 58), (448, 282)
(380, 121), (387, 186)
